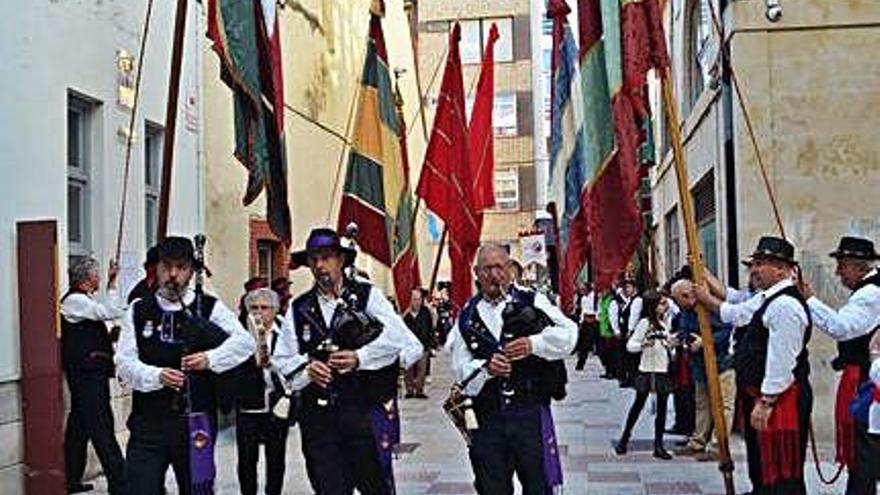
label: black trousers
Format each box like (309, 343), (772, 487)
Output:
(64, 371), (126, 494)
(126, 413), (215, 495)
(619, 388), (669, 447)
(298, 404), (388, 495)
(671, 382), (695, 434)
(846, 422), (878, 495)
(469, 405), (549, 495)
(741, 382), (813, 495)
(236, 412), (289, 495)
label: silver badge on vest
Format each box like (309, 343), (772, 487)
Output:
(142, 320), (154, 339)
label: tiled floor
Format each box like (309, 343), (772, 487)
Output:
(91, 353), (850, 494)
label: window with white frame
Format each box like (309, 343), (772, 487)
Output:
(459, 17), (514, 65)
(144, 122), (163, 249)
(688, 0), (712, 110)
(465, 92), (518, 137)
(494, 168), (519, 211)
(68, 95), (92, 260)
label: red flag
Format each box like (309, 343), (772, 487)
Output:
(416, 23), (479, 308)
(469, 23), (499, 214)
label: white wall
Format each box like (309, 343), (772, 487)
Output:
(0, 1), (203, 380)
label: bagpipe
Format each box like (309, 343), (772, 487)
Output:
(303, 284), (385, 407)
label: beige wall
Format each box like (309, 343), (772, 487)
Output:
(204, 0), (432, 305)
(652, 0), (880, 442)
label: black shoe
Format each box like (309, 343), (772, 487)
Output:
(614, 441), (628, 455)
(67, 483), (94, 494)
(653, 447), (673, 460)
(416, 393), (429, 399)
(404, 392), (415, 399)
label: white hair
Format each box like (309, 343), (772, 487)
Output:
(244, 288), (279, 310)
(68, 257), (99, 287)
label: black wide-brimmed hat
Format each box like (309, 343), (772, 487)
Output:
(290, 228), (357, 268)
(828, 236), (880, 260)
(746, 235), (796, 265)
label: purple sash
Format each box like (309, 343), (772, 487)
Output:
(188, 412), (216, 495)
(369, 398), (400, 495)
(540, 405), (564, 492)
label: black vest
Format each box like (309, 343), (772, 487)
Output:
(458, 287), (568, 413)
(735, 285), (812, 389)
(833, 271), (880, 376)
(130, 294), (229, 418)
(60, 290), (115, 374)
(616, 295), (636, 337)
(234, 318), (287, 411)
(290, 280), (398, 410)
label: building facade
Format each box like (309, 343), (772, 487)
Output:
(202, 0), (432, 306)
(651, 0), (880, 440)
(0, 1), (205, 492)
(415, 0), (549, 276)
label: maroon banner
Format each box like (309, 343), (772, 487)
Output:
(17, 220), (65, 494)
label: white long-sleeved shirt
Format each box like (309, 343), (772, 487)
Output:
(61, 288), (126, 323)
(626, 317), (673, 373)
(580, 292), (597, 321)
(116, 290), (255, 392)
(609, 296), (642, 337)
(719, 279), (809, 395)
(450, 291), (578, 396)
(719, 290), (766, 328)
(281, 285), (411, 391)
(808, 269), (880, 342)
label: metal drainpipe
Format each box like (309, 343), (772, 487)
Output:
(720, 0), (739, 287)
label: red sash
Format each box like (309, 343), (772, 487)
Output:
(759, 384), (802, 485)
(835, 365), (863, 468)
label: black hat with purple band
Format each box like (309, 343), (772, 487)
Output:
(745, 235), (796, 265)
(828, 236), (880, 260)
(290, 227), (357, 268)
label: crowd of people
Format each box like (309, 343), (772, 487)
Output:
(572, 234), (880, 494)
(58, 228), (880, 495)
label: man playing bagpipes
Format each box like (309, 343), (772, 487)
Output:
(283, 228), (421, 495)
(117, 236), (255, 495)
(800, 236), (880, 495)
(450, 244), (577, 495)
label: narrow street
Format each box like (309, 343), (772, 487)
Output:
(91, 351), (848, 494)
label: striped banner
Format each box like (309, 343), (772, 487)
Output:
(337, 3), (420, 308)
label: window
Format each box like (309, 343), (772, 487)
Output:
(460, 17), (514, 65)
(144, 122), (163, 249)
(257, 240), (276, 279)
(494, 168), (519, 211)
(664, 207), (680, 279)
(692, 172), (718, 275)
(688, 0), (712, 110)
(465, 92), (518, 137)
(68, 95), (92, 259)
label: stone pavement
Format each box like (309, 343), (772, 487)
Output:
(92, 353), (849, 494)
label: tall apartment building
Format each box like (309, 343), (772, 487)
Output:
(415, 0), (548, 264)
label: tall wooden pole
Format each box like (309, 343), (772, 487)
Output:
(661, 70), (736, 494)
(156, 0), (188, 241)
(428, 226), (448, 293)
